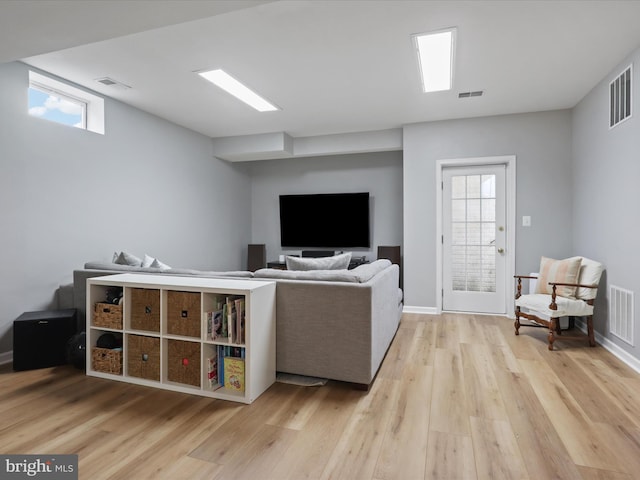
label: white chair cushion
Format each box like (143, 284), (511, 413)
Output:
(516, 294), (594, 318)
(575, 257), (603, 300)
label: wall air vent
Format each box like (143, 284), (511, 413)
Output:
(458, 90), (483, 98)
(610, 65), (632, 128)
(610, 285), (634, 345)
(95, 77), (131, 90)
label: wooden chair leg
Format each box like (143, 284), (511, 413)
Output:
(587, 315), (596, 347)
(514, 307), (521, 335)
(548, 318), (556, 350)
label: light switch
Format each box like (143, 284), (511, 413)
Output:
(522, 216), (531, 227)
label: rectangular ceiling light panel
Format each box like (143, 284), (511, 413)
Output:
(413, 28), (456, 93)
(198, 69), (279, 112)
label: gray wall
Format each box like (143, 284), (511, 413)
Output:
(0, 61), (251, 354)
(402, 110), (573, 308)
(572, 47), (640, 352)
(248, 151), (403, 263)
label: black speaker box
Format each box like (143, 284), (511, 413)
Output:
(247, 244), (266, 272)
(13, 308), (77, 371)
(377, 246), (401, 265)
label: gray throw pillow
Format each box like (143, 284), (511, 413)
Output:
(285, 252), (352, 271)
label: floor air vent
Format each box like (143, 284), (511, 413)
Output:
(610, 285), (634, 345)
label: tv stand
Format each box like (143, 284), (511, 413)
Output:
(301, 250), (335, 258)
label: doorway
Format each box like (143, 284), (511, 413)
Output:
(436, 156), (515, 315)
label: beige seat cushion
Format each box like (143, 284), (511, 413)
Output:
(516, 294), (594, 318)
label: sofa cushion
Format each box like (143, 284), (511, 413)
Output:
(285, 252), (352, 271)
(255, 259), (392, 283)
(350, 259), (391, 282)
(83, 262), (253, 278)
(85, 261), (164, 272)
(165, 268), (254, 278)
(254, 268), (358, 282)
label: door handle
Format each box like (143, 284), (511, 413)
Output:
(497, 248), (504, 254)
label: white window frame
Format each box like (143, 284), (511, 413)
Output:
(29, 70), (105, 135)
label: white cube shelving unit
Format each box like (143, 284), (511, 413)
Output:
(86, 273), (276, 404)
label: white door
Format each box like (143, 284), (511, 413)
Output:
(442, 165), (506, 314)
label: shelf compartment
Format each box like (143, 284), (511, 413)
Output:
(127, 334), (160, 381)
(91, 347), (122, 375)
(93, 302), (123, 329)
(166, 339), (201, 387)
(128, 288), (160, 332)
(166, 291), (201, 338)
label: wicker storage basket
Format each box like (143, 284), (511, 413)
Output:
(127, 334), (160, 381)
(130, 288), (160, 332)
(91, 347), (122, 375)
(93, 303), (123, 329)
(167, 339), (201, 387)
(167, 291), (201, 338)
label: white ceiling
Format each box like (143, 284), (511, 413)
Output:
(5, 0), (640, 141)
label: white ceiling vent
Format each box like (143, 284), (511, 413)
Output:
(610, 65), (632, 128)
(95, 77), (131, 90)
(458, 90), (483, 98)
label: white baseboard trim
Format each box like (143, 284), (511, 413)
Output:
(574, 320), (640, 374)
(403, 305), (439, 315)
(0, 350), (13, 366)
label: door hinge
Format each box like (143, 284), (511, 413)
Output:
(441, 235), (444, 244)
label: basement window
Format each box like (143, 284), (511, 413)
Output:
(28, 71), (105, 135)
(610, 64), (632, 128)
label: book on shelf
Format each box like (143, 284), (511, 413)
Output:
(234, 297), (245, 344)
(221, 302), (228, 339)
(226, 296), (237, 344)
(212, 309), (223, 340)
(223, 356), (245, 393)
(206, 311), (212, 340)
(207, 356), (219, 389)
(216, 345), (245, 389)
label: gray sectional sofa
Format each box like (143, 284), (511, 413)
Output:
(73, 259), (402, 387)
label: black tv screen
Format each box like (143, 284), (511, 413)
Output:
(279, 192), (370, 248)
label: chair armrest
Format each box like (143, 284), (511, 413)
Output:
(548, 281), (597, 289)
(548, 282), (598, 310)
(514, 275), (539, 299)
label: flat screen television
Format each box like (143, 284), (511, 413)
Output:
(279, 192), (370, 248)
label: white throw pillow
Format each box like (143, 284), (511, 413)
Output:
(114, 251), (142, 267)
(150, 258), (171, 270)
(142, 254), (155, 268)
(285, 252), (352, 271)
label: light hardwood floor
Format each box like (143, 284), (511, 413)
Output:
(2, 313), (640, 479)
